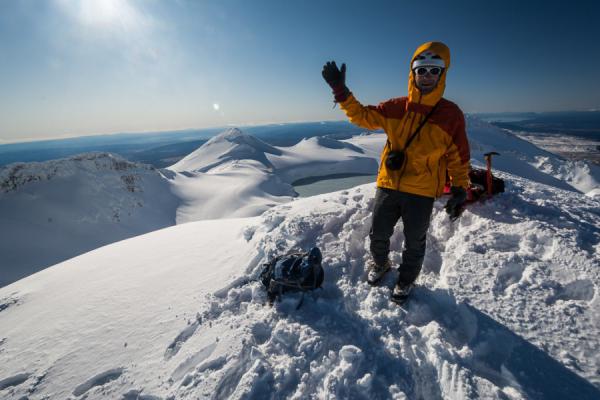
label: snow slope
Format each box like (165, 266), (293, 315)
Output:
(0, 153), (180, 286)
(1, 173), (599, 399)
(463, 116), (600, 196)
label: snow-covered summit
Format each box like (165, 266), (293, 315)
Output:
(1, 118), (599, 397)
(2, 119), (599, 289)
(169, 128), (282, 173)
(0, 173), (598, 399)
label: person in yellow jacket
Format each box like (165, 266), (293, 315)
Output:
(322, 41), (470, 302)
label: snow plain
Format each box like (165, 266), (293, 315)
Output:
(0, 117), (599, 399)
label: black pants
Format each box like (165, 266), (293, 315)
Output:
(369, 187), (434, 285)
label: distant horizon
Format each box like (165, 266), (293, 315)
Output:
(0, 119), (350, 146)
(1, 109), (599, 147)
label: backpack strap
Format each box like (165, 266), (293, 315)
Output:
(385, 102), (439, 153)
(403, 102), (440, 150)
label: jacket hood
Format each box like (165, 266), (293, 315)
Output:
(408, 41), (451, 106)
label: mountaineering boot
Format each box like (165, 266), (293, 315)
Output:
(367, 259), (391, 285)
(391, 280), (413, 304)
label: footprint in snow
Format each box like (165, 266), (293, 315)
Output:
(489, 233), (521, 253)
(164, 319), (202, 361)
(212, 347), (255, 400)
(0, 372), (30, 390)
(72, 367), (124, 396)
(250, 321), (272, 345)
(122, 388), (162, 399)
(0, 294), (20, 313)
(173, 355), (228, 389)
(546, 279), (595, 304)
(171, 342), (217, 382)
(493, 261), (525, 294)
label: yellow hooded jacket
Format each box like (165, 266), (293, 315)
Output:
(338, 41), (470, 198)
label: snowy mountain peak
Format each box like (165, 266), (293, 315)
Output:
(209, 127), (245, 142)
(296, 136), (364, 153)
(169, 128), (281, 173)
(205, 127), (280, 155)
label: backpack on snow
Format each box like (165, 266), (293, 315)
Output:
(467, 167), (505, 201)
(444, 151), (505, 202)
(260, 247), (325, 308)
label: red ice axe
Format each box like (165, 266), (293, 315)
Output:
(484, 152), (500, 196)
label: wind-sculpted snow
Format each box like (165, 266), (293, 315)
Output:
(72, 368), (125, 396)
(171, 179), (598, 399)
(0, 373), (30, 390)
(3, 172), (597, 399)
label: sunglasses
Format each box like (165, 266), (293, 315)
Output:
(414, 66), (443, 76)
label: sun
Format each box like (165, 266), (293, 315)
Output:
(58, 0), (139, 28)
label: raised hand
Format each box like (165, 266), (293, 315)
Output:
(322, 61), (346, 89)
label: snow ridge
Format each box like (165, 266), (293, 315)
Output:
(294, 136), (365, 153)
(0, 152), (179, 287)
(0, 152), (154, 193)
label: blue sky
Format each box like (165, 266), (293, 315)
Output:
(0, 0), (598, 142)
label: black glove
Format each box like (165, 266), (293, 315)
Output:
(322, 61), (350, 102)
(322, 61), (346, 88)
(444, 186), (467, 221)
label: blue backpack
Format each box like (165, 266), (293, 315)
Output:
(260, 247), (324, 307)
